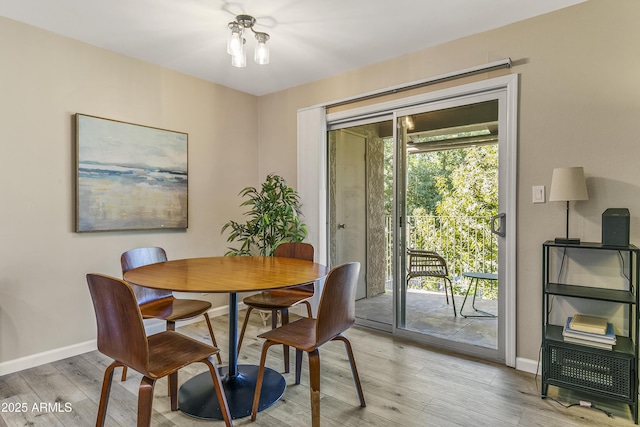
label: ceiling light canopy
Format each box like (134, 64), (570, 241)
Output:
(227, 14), (270, 68)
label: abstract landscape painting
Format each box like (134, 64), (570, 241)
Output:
(75, 114), (188, 232)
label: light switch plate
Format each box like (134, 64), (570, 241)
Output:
(532, 185), (545, 203)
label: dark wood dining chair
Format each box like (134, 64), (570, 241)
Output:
(86, 273), (232, 427)
(406, 249), (457, 316)
(120, 247), (221, 384)
(237, 242), (315, 373)
(251, 262), (366, 427)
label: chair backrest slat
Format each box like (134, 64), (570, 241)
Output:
(273, 242), (314, 262)
(407, 250), (449, 278)
(121, 247), (171, 304)
(86, 274), (149, 373)
(274, 242), (315, 293)
(315, 262), (360, 346)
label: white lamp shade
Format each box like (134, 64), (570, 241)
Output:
(549, 167), (589, 202)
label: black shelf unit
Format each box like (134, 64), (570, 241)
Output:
(541, 241), (639, 423)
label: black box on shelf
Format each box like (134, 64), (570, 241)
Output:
(602, 208), (630, 247)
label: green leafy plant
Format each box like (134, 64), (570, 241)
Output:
(221, 173), (307, 256)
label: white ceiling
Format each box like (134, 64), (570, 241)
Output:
(0, 0), (585, 96)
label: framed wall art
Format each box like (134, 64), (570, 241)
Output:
(75, 114), (188, 232)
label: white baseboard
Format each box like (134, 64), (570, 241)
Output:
(0, 340), (97, 377)
(515, 356), (540, 375)
(0, 304), (241, 377)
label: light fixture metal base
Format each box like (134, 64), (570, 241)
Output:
(236, 14), (256, 29)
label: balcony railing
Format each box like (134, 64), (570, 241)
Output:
(385, 215), (498, 296)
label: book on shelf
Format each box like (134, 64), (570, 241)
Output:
(563, 317), (616, 348)
(562, 335), (614, 350)
(569, 314), (608, 335)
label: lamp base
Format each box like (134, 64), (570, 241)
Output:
(554, 237), (581, 245)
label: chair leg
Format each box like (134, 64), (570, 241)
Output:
(442, 278), (450, 304)
(251, 340), (278, 421)
(445, 278), (457, 316)
(258, 310), (270, 326)
(302, 300), (313, 318)
(168, 372), (178, 411)
(120, 366), (128, 382)
(203, 313), (223, 364)
(137, 376), (156, 427)
(203, 357), (233, 427)
(166, 321), (177, 396)
(295, 348), (303, 385)
(237, 307), (253, 354)
(308, 349), (321, 427)
(333, 335), (366, 407)
(281, 308), (290, 373)
(96, 362), (119, 427)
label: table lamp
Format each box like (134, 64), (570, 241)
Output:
(549, 167), (589, 244)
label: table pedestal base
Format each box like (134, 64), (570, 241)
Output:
(178, 364), (286, 420)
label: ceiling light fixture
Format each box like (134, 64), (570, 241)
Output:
(402, 115), (415, 130)
(227, 14), (270, 68)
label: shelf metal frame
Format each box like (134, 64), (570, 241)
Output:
(541, 241), (639, 424)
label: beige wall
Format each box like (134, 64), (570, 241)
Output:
(2, 0), (639, 372)
(257, 0), (640, 365)
(0, 17), (260, 369)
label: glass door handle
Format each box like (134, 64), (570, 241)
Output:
(491, 213), (506, 237)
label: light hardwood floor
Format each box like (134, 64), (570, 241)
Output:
(0, 312), (636, 426)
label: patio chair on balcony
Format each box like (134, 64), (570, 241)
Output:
(406, 249), (457, 316)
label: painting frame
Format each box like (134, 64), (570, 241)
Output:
(75, 114), (188, 232)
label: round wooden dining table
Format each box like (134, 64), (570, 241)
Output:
(124, 255), (328, 420)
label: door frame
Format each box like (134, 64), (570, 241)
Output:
(298, 74), (518, 367)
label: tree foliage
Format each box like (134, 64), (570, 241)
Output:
(434, 145), (498, 218)
(403, 144), (499, 298)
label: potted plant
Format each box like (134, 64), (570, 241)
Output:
(221, 173), (307, 256)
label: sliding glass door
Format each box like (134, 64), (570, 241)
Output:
(395, 97), (502, 359)
(324, 76), (518, 364)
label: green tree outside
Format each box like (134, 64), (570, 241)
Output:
(399, 143), (498, 298)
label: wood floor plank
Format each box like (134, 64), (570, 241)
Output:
(19, 362), (86, 405)
(0, 394), (65, 427)
(52, 354), (127, 426)
(0, 372), (66, 427)
(291, 352), (431, 424)
(1, 312), (637, 426)
(0, 373), (32, 399)
(50, 398), (103, 427)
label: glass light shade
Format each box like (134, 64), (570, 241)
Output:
(227, 25), (243, 56)
(254, 33), (270, 65)
(231, 50), (246, 68)
(254, 42), (269, 64)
